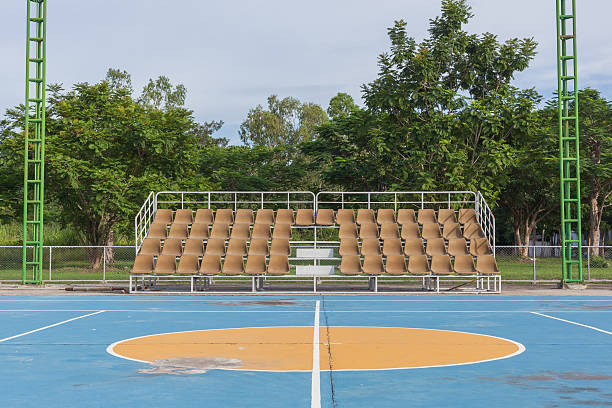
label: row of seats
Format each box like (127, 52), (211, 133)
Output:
(336, 222), (484, 240)
(140, 238), (291, 257)
(151, 208), (479, 227)
(131, 253), (499, 276)
(146, 223), (294, 241)
(340, 237), (492, 257)
(339, 255), (499, 275)
(132, 254), (290, 276)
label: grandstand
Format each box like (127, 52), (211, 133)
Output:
(130, 191), (500, 293)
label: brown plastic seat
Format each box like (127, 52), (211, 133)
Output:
(226, 239), (248, 256)
(338, 223), (358, 239)
(251, 223), (271, 240)
(458, 208), (477, 225)
(295, 209), (315, 226)
(161, 238), (183, 257)
(222, 255), (245, 275)
(397, 209), (417, 225)
(245, 255), (267, 275)
(183, 238), (204, 257)
(204, 238), (226, 256)
(139, 238), (161, 256)
(315, 209), (336, 225)
(267, 255), (290, 275)
(168, 223), (189, 240)
(448, 238), (470, 257)
(339, 255), (362, 275)
(454, 255), (477, 275)
(360, 239), (382, 256)
(199, 254), (222, 275)
(210, 223), (230, 239)
(377, 209), (396, 225)
(230, 223), (251, 240)
(431, 255), (453, 275)
(194, 209), (214, 225)
(380, 223), (400, 240)
(426, 238), (447, 256)
(154, 255), (177, 275)
(215, 209), (234, 225)
(356, 209), (376, 225)
(276, 209), (295, 225)
(385, 255), (407, 275)
(189, 223), (210, 240)
(152, 209), (173, 225)
(363, 255), (384, 275)
(270, 239), (291, 256)
(476, 255), (500, 275)
(421, 224), (442, 240)
(234, 209), (254, 225)
(359, 223), (379, 239)
(339, 239), (360, 256)
(336, 209), (356, 225)
(147, 223), (168, 240)
(177, 255), (199, 275)
(443, 223), (463, 240)
(407, 255), (430, 275)
(248, 239), (269, 256)
(401, 224), (421, 240)
(173, 209), (194, 225)
(464, 223), (485, 240)
(404, 239), (425, 256)
(272, 223), (292, 240)
(382, 239), (403, 256)
(255, 209), (275, 225)
(131, 254), (154, 274)
(470, 238), (492, 256)
(417, 209), (437, 225)
(438, 209), (457, 225)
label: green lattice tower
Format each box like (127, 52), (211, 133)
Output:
(556, 0), (583, 283)
(22, 0), (47, 284)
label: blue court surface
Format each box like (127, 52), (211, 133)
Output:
(1, 295), (611, 407)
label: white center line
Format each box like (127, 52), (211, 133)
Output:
(531, 312), (612, 335)
(311, 300), (321, 408)
(0, 310), (106, 343)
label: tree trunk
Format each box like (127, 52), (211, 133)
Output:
(105, 229), (115, 268)
(589, 196), (603, 257)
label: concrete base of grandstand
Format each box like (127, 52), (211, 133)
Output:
(127, 274), (501, 294)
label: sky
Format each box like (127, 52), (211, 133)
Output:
(1, 0), (611, 144)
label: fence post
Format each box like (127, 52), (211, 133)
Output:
(587, 247), (591, 281)
(48, 247), (52, 281)
(103, 247), (106, 282)
(532, 246), (536, 284)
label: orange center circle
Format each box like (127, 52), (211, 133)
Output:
(109, 327), (523, 372)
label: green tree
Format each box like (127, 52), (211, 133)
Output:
(576, 89), (612, 254)
(239, 95), (328, 148)
(327, 92), (358, 119)
(0, 70), (219, 267)
(306, 0), (537, 202)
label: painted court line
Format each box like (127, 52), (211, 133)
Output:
(0, 310), (105, 343)
(311, 300), (321, 408)
(531, 312), (612, 335)
(1, 309), (612, 313)
(0, 298), (611, 302)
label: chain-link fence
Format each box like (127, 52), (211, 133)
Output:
(0, 246), (135, 282)
(1, 245), (612, 283)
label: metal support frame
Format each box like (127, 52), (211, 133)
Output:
(556, 0), (583, 282)
(22, 0), (48, 284)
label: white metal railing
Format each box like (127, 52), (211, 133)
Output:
(315, 191), (478, 211)
(476, 191), (496, 255)
(134, 192), (155, 254)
